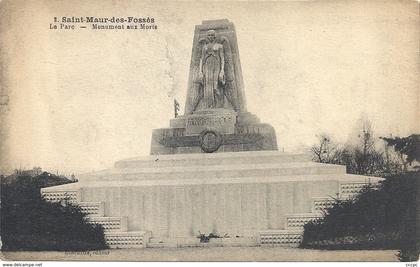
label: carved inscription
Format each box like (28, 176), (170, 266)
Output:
(187, 116), (233, 126)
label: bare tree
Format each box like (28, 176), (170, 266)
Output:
(310, 135), (344, 164)
(310, 117), (405, 177)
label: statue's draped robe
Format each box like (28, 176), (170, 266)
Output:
(202, 43), (223, 108)
(185, 33), (246, 115)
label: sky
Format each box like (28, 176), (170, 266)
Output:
(0, 0), (418, 174)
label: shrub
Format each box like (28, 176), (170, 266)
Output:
(300, 171), (419, 261)
(0, 169), (108, 251)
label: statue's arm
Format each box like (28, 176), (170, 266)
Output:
(219, 45), (225, 84)
(197, 46), (206, 83)
(219, 45), (225, 72)
(199, 46), (205, 74)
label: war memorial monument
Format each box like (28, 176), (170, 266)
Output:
(41, 19), (382, 248)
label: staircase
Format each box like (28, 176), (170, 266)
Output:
(42, 191), (150, 248)
(259, 181), (381, 247)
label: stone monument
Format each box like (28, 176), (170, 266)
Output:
(41, 19), (382, 249)
(151, 19), (277, 155)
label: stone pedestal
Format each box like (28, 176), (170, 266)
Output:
(152, 105), (277, 154)
(170, 116), (187, 128)
(150, 121), (277, 155)
(42, 151), (383, 248)
(236, 112), (261, 126)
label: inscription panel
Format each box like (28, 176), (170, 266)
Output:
(185, 110), (236, 135)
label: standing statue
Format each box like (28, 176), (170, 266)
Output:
(189, 29), (239, 113)
(198, 30), (225, 109)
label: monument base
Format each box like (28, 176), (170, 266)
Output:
(42, 151), (382, 248)
(152, 109), (277, 155)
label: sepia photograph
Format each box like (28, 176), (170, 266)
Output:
(0, 0), (419, 264)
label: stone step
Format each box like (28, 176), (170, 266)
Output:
(87, 216), (128, 232)
(340, 181), (381, 195)
(310, 180), (382, 213)
(311, 197), (336, 213)
(115, 151), (311, 169)
(285, 213), (323, 229)
(83, 162), (346, 181)
(42, 189), (81, 203)
(105, 231), (151, 248)
(79, 202), (105, 217)
(259, 230), (303, 247)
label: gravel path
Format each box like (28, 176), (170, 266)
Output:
(1, 247), (398, 262)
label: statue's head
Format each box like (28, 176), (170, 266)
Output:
(207, 30), (216, 42)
